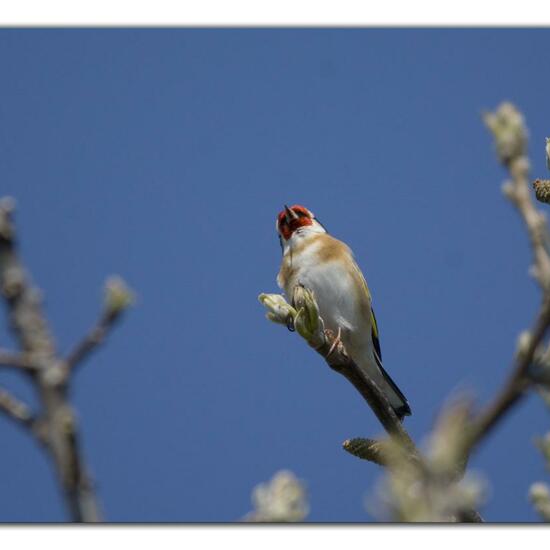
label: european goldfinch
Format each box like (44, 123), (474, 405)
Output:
(276, 204), (411, 419)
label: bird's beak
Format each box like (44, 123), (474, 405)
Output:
(284, 204), (299, 223)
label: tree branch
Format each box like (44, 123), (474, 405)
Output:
(467, 297), (550, 452)
(0, 386), (49, 447)
(66, 309), (123, 373)
(465, 104), (550, 454)
(0, 349), (37, 372)
(314, 328), (418, 454)
(259, 289), (483, 522)
(0, 386), (38, 432)
(0, 197), (132, 522)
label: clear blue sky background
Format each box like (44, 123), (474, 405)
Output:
(0, 28), (549, 523)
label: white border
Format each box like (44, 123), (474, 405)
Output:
(1, 0), (550, 26)
(0, 1), (548, 543)
(0, 525), (548, 550)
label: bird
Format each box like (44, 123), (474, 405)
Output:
(276, 204), (411, 419)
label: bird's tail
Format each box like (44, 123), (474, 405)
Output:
(377, 363), (411, 420)
(360, 354), (411, 420)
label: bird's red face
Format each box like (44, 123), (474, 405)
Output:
(276, 204), (314, 241)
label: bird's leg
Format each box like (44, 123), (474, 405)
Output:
(286, 313), (296, 332)
(326, 326), (342, 357)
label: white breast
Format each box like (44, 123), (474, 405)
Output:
(282, 243), (363, 335)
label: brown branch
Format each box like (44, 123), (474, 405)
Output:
(312, 329), (418, 454)
(0, 197), (104, 522)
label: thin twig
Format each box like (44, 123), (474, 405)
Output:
(468, 297), (550, 452)
(0, 386), (36, 429)
(503, 155), (550, 291)
(0, 386), (49, 445)
(0, 349), (37, 372)
(66, 309), (123, 372)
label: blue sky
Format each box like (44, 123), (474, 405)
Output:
(0, 28), (549, 522)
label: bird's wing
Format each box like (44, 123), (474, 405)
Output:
(353, 261), (382, 360)
(370, 306), (383, 363)
(351, 258), (411, 417)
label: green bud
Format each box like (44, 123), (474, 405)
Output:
(258, 293), (296, 325)
(292, 286), (320, 341)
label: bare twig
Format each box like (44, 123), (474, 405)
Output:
(0, 386), (49, 446)
(0, 387), (36, 430)
(0, 349), (37, 372)
(503, 158), (550, 290)
(0, 197), (131, 522)
(66, 275), (133, 374)
(467, 297), (550, 452)
(66, 309), (123, 373)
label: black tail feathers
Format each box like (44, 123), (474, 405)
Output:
(379, 363), (411, 420)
